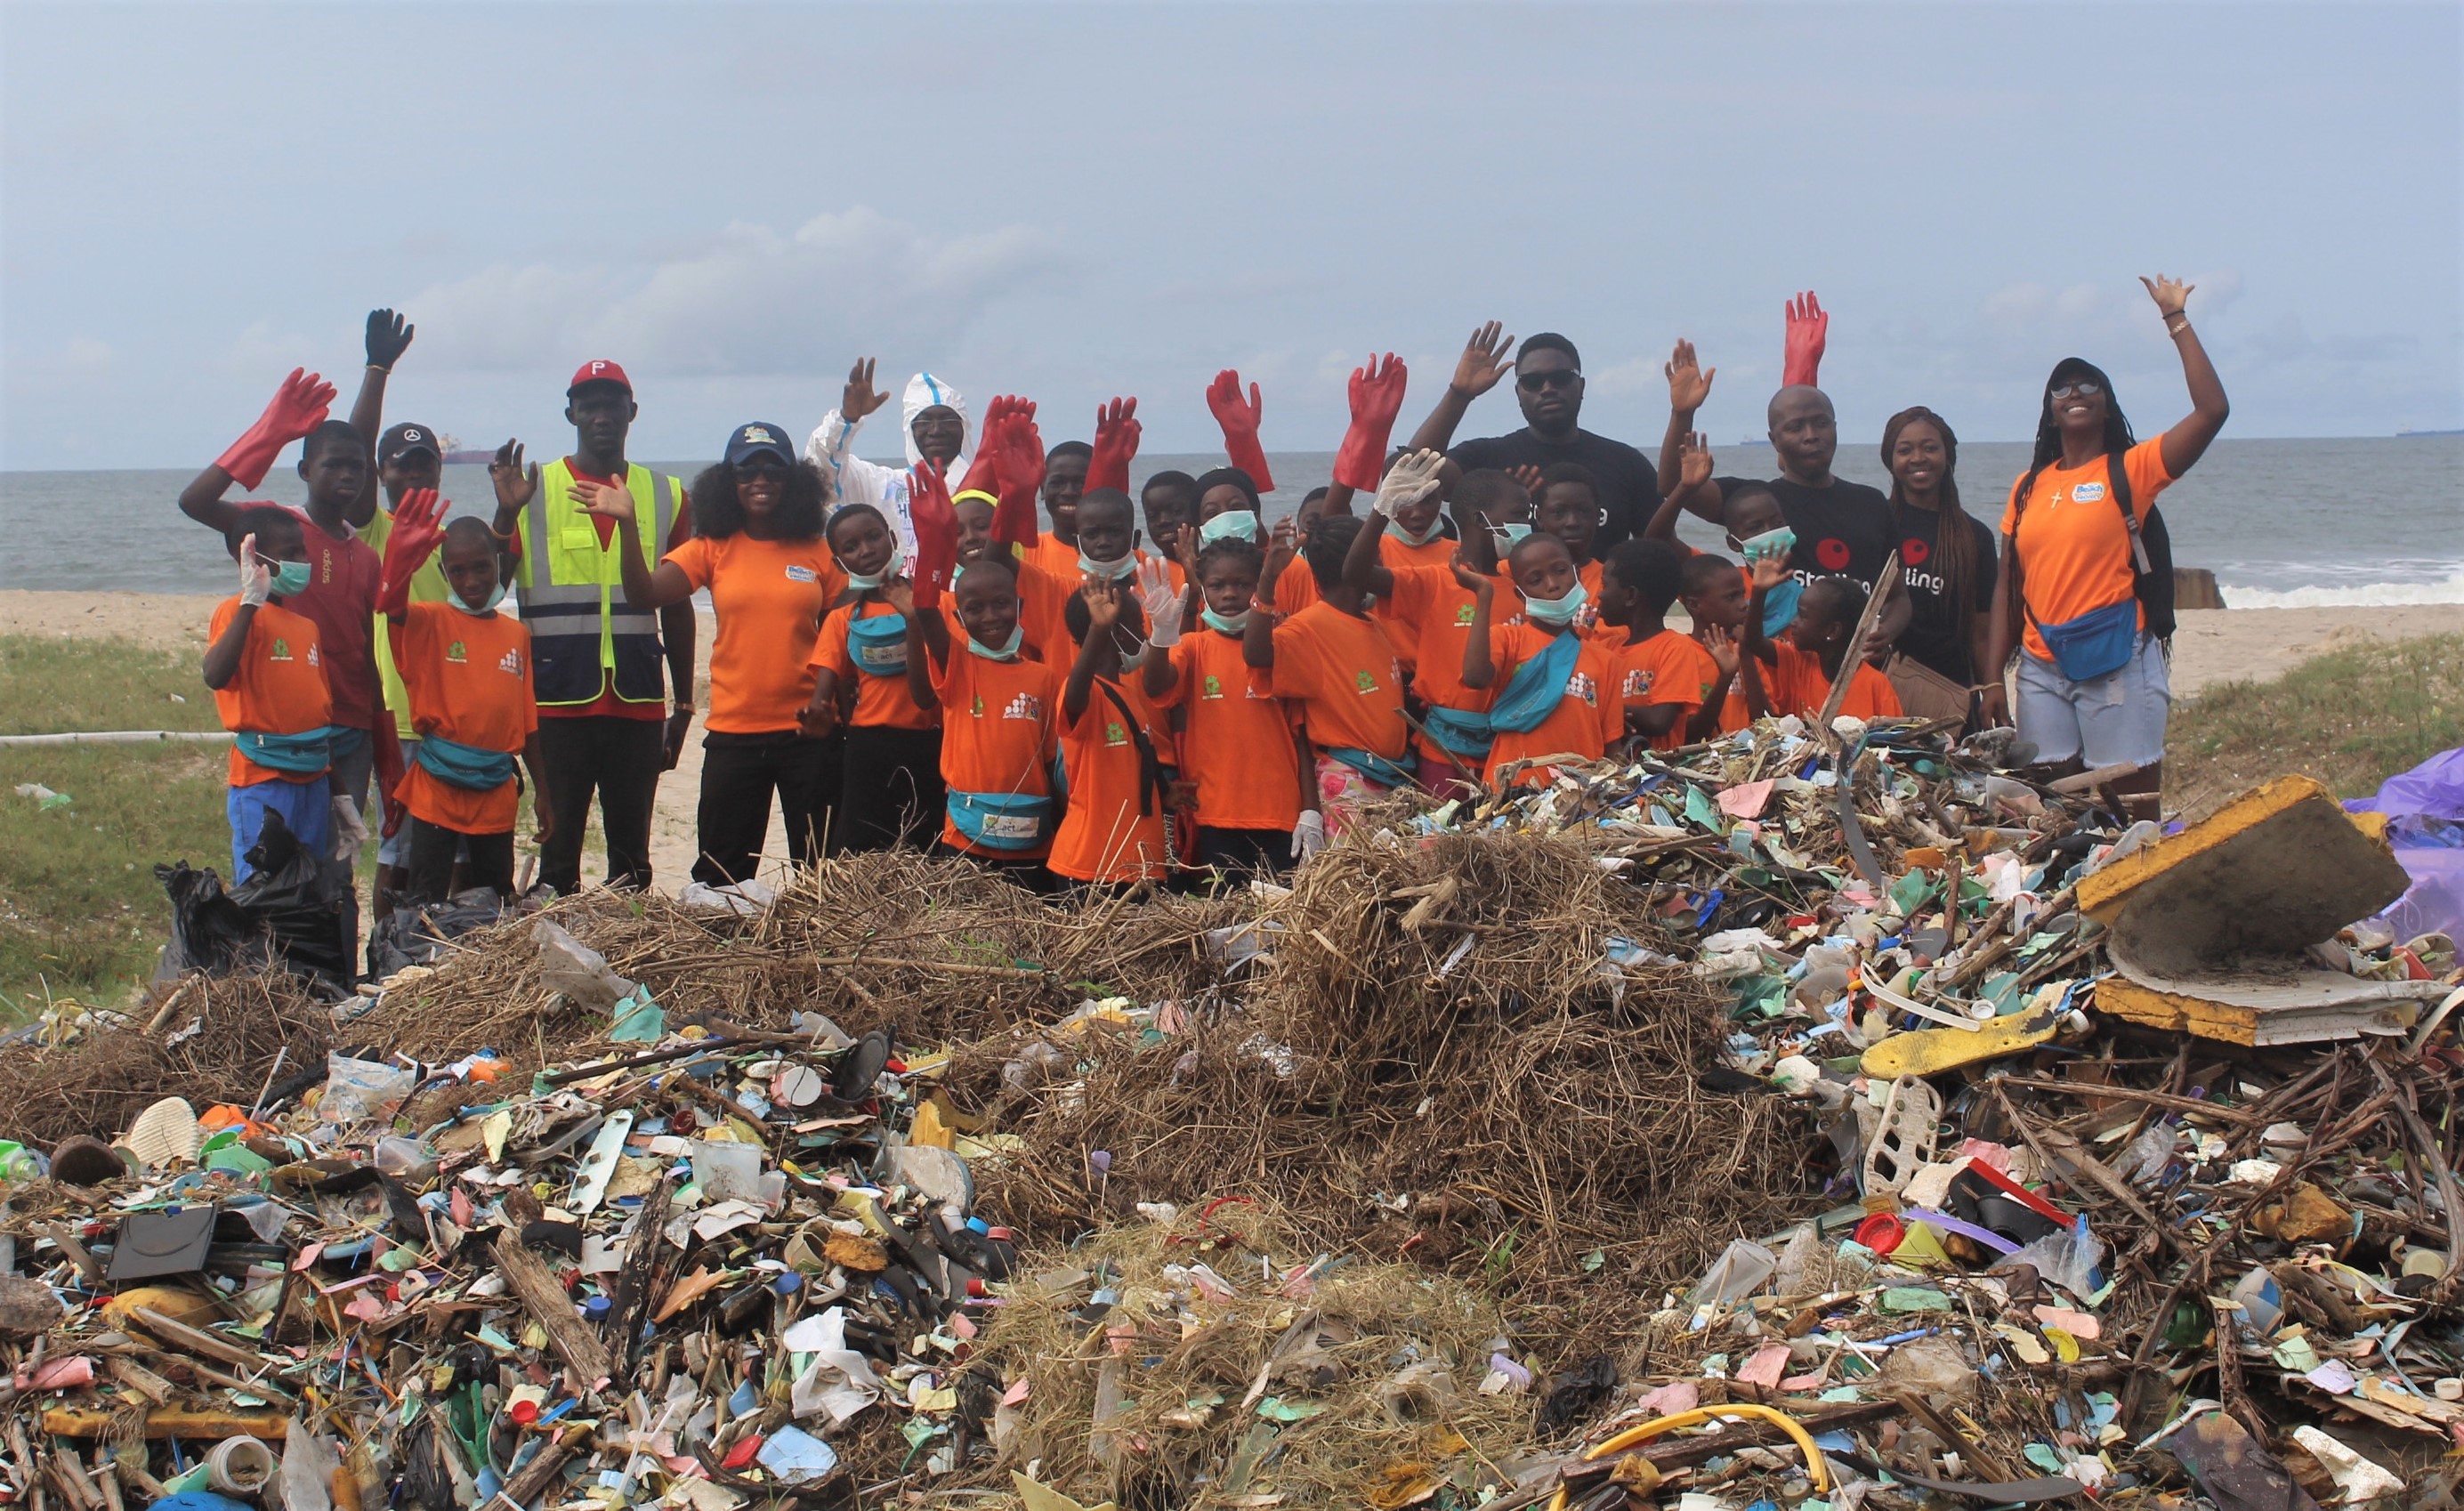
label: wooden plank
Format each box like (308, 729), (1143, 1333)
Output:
(489, 1234), (613, 1387)
(41, 1408), (290, 1441)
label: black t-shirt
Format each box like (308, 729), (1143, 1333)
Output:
(1888, 504), (1999, 685)
(1449, 427), (1660, 548)
(1716, 474), (1898, 592)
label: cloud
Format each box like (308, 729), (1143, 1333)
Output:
(403, 207), (1066, 378)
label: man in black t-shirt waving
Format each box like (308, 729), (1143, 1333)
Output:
(1407, 322), (1660, 549)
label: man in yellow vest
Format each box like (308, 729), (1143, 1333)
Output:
(488, 360), (695, 894)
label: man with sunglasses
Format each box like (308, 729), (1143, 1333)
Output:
(1405, 322), (1660, 549)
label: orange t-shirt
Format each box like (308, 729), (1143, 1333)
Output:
(1724, 642), (1904, 727)
(1273, 555), (1321, 613)
(1153, 630), (1303, 830)
(1612, 627), (1721, 751)
(664, 533), (844, 733)
(210, 599), (333, 787)
(2001, 438), (2171, 662)
(1019, 532), (1081, 582)
(1483, 623), (1620, 785)
(812, 600), (938, 731)
(1269, 601), (1408, 763)
(1049, 672), (1170, 882)
(1011, 559), (1084, 668)
(390, 603), (538, 833)
(932, 650), (1062, 857)
(1384, 563), (1493, 767)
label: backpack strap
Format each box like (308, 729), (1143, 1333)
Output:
(1092, 677), (1162, 818)
(2107, 450), (2152, 574)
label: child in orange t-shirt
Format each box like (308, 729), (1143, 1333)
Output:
(909, 558), (1064, 890)
(1246, 513), (1411, 827)
(376, 492), (552, 901)
(1459, 534), (1620, 788)
(203, 506), (337, 881)
(805, 505), (943, 852)
(1679, 552), (1753, 734)
(1597, 537), (1720, 753)
(1144, 536), (1318, 878)
(1737, 556), (1905, 726)
(1051, 578), (1171, 887)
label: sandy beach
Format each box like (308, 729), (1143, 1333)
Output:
(10, 589), (2463, 889)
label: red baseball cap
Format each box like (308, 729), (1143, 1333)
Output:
(568, 360), (633, 396)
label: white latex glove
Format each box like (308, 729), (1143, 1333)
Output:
(330, 794), (369, 868)
(1290, 809), (1327, 862)
(1135, 557), (1184, 648)
(1371, 448), (1447, 519)
(238, 533), (271, 608)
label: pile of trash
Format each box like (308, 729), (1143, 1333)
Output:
(3, 715), (2461, 1511)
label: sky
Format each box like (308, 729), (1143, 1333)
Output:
(2, 1), (2457, 472)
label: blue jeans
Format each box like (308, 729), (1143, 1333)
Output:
(227, 775), (331, 883)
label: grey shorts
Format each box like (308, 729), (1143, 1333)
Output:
(2015, 634), (2170, 769)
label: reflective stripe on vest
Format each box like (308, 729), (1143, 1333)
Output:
(518, 459), (680, 707)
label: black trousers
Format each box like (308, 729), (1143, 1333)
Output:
(838, 725), (946, 852)
(695, 730), (841, 886)
(536, 715), (662, 893)
(408, 818), (515, 902)
(1196, 824), (1294, 882)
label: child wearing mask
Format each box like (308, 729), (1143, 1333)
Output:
(1051, 579), (1172, 888)
(804, 505), (944, 851)
(906, 557), (1065, 888)
(203, 506), (336, 880)
(1458, 532), (1620, 787)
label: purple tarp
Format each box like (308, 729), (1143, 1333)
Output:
(2345, 747), (2464, 943)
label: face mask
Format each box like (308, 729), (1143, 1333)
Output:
(1200, 606), (1250, 634)
(268, 560), (311, 598)
(450, 581), (507, 617)
(1199, 510), (1260, 546)
(845, 541), (906, 591)
(1387, 515), (1445, 546)
(1078, 552), (1137, 582)
(1491, 521), (1532, 552)
(1523, 579), (1589, 626)
(1760, 577), (1805, 639)
(1734, 525), (1797, 564)
(965, 623), (1024, 660)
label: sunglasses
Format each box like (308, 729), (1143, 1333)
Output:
(2048, 380), (2102, 400)
(735, 456), (789, 478)
(1517, 368), (1581, 392)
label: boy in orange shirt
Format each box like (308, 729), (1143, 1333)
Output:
(804, 505), (943, 852)
(1597, 537), (1720, 753)
(1533, 463), (1609, 601)
(906, 557), (1064, 890)
(1052, 579), (1171, 888)
(376, 491), (553, 901)
(1738, 556), (1905, 726)
(1679, 553), (1752, 735)
(1458, 534), (1621, 787)
(204, 506), (336, 880)
(1143, 537), (1320, 878)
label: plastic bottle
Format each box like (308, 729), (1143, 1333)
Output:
(206, 1436), (276, 1494)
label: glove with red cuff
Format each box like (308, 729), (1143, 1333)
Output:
(217, 368), (337, 489)
(1205, 370), (1276, 494)
(1332, 353), (1409, 493)
(377, 488), (447, 618)
(1087, 397), (1140, 494)
(1782, 291), (1828, 388)
(988, 411), (1046, 551)
(908, 460), (958, 607)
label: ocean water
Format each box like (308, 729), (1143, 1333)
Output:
(4, 435), (2457, 605)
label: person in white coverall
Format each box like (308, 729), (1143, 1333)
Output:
(804, 359), (970, 561)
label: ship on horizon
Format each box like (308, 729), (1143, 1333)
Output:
(432, 432), (497, 465)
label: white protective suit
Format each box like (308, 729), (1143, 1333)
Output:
(803, 372), (972, 562)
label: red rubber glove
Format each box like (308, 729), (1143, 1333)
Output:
(989, 411), (1046, 549)
(1087, 397), (1140, 493)
(1205, 370), (1276, 494)
(908, 460), (957, 607)
(1332, 353), (1409, 493)
(377, 488), (448, 618)
(956, 394), (1030, 496)
(217, 368), (337, 489)
(1782, 291), (1828, 388)
(372, 722), (408, 840)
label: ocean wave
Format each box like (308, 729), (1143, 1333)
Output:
(2219, 570), (2464, 609)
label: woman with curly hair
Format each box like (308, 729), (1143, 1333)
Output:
(1877, 405), (1997, 707)
(586, 422), (845, 885)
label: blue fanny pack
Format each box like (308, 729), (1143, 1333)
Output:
(949, 790), (1052, 852)
(237, 725), (337, 774)
(1485, 630), (1583, 735)
(413, 734), (518, 791)
(2031, 597), (2139, 683)
(1326, 746), (1414, 788)
(1419, 704), (1495, 757)
(846, 610), (910, 676)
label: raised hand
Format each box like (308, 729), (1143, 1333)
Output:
(1749, 553), (1790, 592)
(1207, 369), (1276, 491)
(575, 480), (637, 526)
(843, 358), (890, 422)
(1088, 397), (1142, 492)
(1372, 448), (1446, 519)
(1450, 549), (1492, 596)
(1135, 556), (1184, 646)
(1263, 515), (1297, 590)
(1172, 521), (1202, 578)
(1331, 352), (1410, 492)
(1507, 463), (1545, 497)
(1782, 292), (1827, 387)
(490, 440), (538, 512)
(2139, 273), (2193, 319)
(1702, 623), (1741, 676)
(991, 410), (1046, 494)
(238, 534), (272, 608)
(1081, 578), (1122, 630)
(378, 489), (447, 615)
(365, 309), (415, 372)
(215, 368), (339, 488)
(1450, 320), (1515, 399)
(1678, 432), (1715, 492)
(1666, 339), (1716, 413)
(881, 576), (918, 617)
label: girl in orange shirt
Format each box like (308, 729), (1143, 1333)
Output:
(1052, 578), (1171, 889)
(589, 424), (842, 884)
(1737, 555), (1904, 725)
(804, 505), (944, 852)
(1459, 533), (1621, 788)
(907, 558), (1065, 892)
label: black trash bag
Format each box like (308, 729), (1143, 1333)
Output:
(366, 893), (508, 979)
(154, 810), (352, 993)
(152, 861), (255, 981)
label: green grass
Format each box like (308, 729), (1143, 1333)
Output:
(0, 634), (232, 1012)
(2169, 634), (2464, 814)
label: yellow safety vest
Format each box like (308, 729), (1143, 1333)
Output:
(516, 458), (682, 707)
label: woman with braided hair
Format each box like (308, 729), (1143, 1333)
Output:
(1878, 406), (1998, 709)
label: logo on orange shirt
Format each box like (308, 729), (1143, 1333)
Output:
(1567, 671), (1599, 707)
(786, 564), (818, 584)
(1201, 675), (1224, 699)
(447, 641), (468, 664)
(1103, 720), (1127, 747)
(1353, 669), (1379, 694)
(1621, 667), (1656, 697)
(271, 639), (293, 661)
(1002, 693), (1043, 722)
(497, 649), (522, 675)
(1452, 604), (1476, 626)
(2073, 481), (2107, 504)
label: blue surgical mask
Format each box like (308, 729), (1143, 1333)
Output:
(1387, 516), (1445, 547)
(846, 542), (906, 592)
(450, 581), (507, 617)
(269, 560), (311, 598)
(1200, 606), (1250, 634)
(1491, 521), (1532, 553)
(965, 623), (1024, 660)
(1523, 579), (1589, 626)
(1760, 577), (1805, 639)
(1078, 553), (1137, 583)
(1199, 510), (1260, 546)
(1735, 525), (1797, 564)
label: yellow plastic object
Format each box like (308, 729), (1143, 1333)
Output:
(1542, 1403), (1830, 1509)
(1860, 1006), (2056, 1079)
